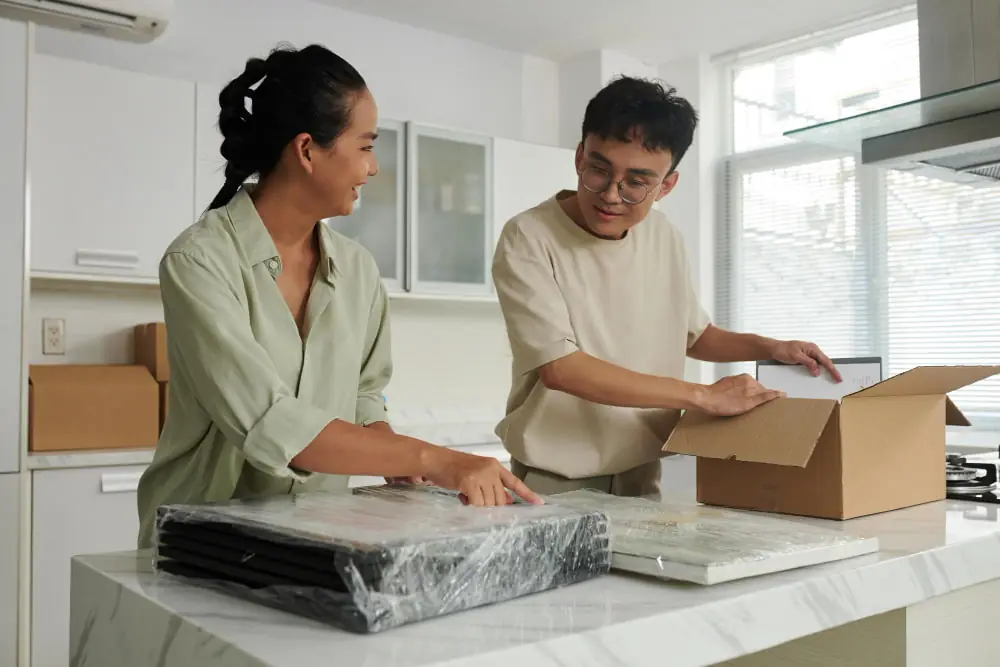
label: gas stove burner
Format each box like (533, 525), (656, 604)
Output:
(945, 449), (1000, 504)
(948, 482), (998, 496)
(946, 464), (980, 482)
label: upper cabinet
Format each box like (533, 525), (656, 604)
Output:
(492, 137), (577, 247)
(325, 120), (406, 292)
(407, 123), (493, 295)
(29, 54), (195, 280)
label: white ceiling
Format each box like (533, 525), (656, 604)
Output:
(309, 0), (914, 63)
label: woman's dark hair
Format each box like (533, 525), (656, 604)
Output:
(207, 43), (368, 210)
(581, 75), (698, 173)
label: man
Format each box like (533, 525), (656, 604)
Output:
(491, 76), (841, 497)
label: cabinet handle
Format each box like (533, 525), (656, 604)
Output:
(100, 471), (143, 493)
(76, 249), (140, 270)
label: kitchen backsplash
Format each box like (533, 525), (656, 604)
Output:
(28, 282), (514, 414)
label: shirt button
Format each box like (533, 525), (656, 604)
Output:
(267, 259), (279, 271)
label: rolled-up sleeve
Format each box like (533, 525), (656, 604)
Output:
(355, 280), (392, 426)
(492, 229), (578, 376)
(159, 250), (331, 480)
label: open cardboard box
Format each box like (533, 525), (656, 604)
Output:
(663, 365), (1000, 520)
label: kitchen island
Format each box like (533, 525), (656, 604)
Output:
(70, 497), (1000, 667)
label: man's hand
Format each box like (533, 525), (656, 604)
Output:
(770, 340), (842, 382)
(692, 374), (784, 417)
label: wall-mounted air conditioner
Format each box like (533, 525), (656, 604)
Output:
(0, 0), (172, 43)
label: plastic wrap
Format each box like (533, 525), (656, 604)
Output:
(548, 490), (879, 585)
(153, 485), (611, 633)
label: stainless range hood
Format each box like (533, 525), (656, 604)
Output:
(785, 0), (1000, 186)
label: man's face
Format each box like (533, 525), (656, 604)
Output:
(573, 134), (679, 239)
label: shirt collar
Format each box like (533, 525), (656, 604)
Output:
(224, 185), (338, 286)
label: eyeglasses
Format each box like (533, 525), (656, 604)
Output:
(579, 166), (659, 205)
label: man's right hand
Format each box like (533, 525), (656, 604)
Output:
(692, 374), (784, 417)
(423, 448), (544, 507)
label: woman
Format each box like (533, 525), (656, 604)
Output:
(136, 44), (540, 548)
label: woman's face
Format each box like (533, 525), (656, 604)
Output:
(298, 88), (380, 219)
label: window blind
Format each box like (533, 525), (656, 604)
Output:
(718, 155), (873, 378)
(881, 171), (1000, 421)
(718, 14), (1000, 426)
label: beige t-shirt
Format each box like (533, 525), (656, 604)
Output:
(492, 191), (711, 479)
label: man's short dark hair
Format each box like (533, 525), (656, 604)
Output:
(581, 76), (698, 172)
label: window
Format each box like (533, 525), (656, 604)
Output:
(718, 12), (1000, 427)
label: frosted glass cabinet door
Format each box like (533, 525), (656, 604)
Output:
(407, 123), (492, 294)
(325, 120), (405, 291)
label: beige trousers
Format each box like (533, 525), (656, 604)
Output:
(510, 458), (662, 499)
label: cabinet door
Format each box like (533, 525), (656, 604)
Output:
(0, 18), (27, 474)
(0, 473), (19, 667)
(326, 120), (406, 291)
(492, 138), (577, 247)
(407, 123), (492, 295)
(32, 465), (146, 667)
(29, 55), (195, 280)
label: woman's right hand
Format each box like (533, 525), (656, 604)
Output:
(692, 374), (785, 417)
(423, 448), (544, 506)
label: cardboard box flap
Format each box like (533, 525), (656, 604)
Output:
(664, 398), (836, 467)
(846, 365), (1000, 400)
(30, 364), (154, 389)
(945, 396), (971, 427)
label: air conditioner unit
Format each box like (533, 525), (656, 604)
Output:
(0, 0), (172, 43)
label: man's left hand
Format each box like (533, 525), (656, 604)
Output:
(771, 340), (842, 382)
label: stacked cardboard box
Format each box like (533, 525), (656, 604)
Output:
(28, 364), (159, 452)
(134, 322), (169, 433)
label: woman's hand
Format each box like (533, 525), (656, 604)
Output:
(423, 448), (544, 506)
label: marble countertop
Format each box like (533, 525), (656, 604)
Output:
(72, 496), (1000, 667)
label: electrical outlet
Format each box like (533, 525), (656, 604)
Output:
(42, 318), (66, 355)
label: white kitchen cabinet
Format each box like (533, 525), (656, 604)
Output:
(0, 17), (27, 474)
(492, 138), (577, 247)
(326, 119), (406, 291)
(0, 473), (20, 667)
(407, 123), (493, 295)
(29, 54), (195, 280)
(32, 465), (146, 667)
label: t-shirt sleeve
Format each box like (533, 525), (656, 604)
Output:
(492, 229), (578, 376)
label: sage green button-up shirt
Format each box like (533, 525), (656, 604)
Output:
(136, 187), (391, 548)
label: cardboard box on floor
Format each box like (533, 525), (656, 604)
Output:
(134, 322), (169, 432)
(663, 365), (1000, 520)
(29, 364), (160, 452)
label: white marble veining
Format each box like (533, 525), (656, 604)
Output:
(70, 497), (1000, 667)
